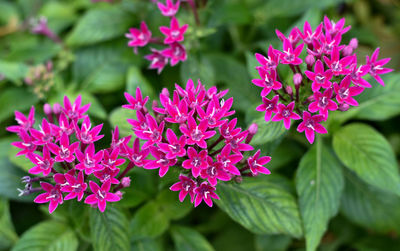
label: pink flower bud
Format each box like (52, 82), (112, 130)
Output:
(338, 103), (350, 111)
(235, 176), (243, 183)
(245, 123), (258, 144)
(286, 85), (293, 96)
(161, 87), (170, 97)
(342, 45), (353, 57)
(53, 103), (62, 115)
(43, 103), (52, 115)
(307, 95), (315, 103)
(293, 73), (302, 87)
(121, 177), (131, 188)
(349, 38), (358, 49)
(305, 54), (315, 66)
(46, 61), (53, 72)
(115, 191), (123, 199)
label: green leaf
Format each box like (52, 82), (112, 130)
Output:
(249, 117), (287, 146)
(155, 189), (192, 220)
(340, 171), (400, 233)
(131, 238), (163, 251)
(9, 146), (33, 173)
(130, 201), (169, 241)
(254, 234), (292, 251)
(89, 207), (130, 251)
(12, 221), (78, 251)
(0, 60), (28, 84)
(170, 226), (215, 251)
(336, 73), (400, 122)
(0, 199), (18, 250)
(216, 176), (303, 238)
(260, 0), (337, 18)
(333, 123), (400, 196)
(295, 140), (344, 251)
(126, 66), (155, 99)
(109, 107), (136, 138)
(85, 63), (127, 93)
(245, 51), (259, 79)
(180, 56), (215, 87)
(0, 88), (38, 123)
(66, 6), (133, 47)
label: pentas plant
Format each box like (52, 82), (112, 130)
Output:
(122, 79), (271, 207)
(7, 97), (131, 213)
(252, 16), (393, 143)
(125, 0), (189, 74)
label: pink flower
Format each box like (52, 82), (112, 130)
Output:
(323, 46), (353, 76)
(157, 0), (180, 17)
(216, 145), (242, 175)
(84, 180), (120, 212)
(347, 61), (371, 88)
(48, 133), (79, 162)
(256, 95), (279, 122)
(194, 182), (219, 207)
(75, 116), (104, 144)
(200, 157), (230, 186)
(158, 129), (186, 159)
(308, 88), (338, 118)
(252, 68), (282, 96)
(179, 117), (215, 148)
(366, 48), (393, 86)
(27, 146), (54, 176)
(170, 175), (196, 203)
(297, 111), (327, 144)
(144, 147), (177, 177)
(75, 143), (104, 174)
(124, 138), (150, 167)
(271, 102), (301, 129)
(34, 182), (63, 214)
(333, 76), (364, 106)
(219, 119), (241, 139)
(123, 87), (149, 111)
(304, 60), (333, 92)
(94, 167), (120, 184)
(323, 16), (351, 36)
(247, 150), (271, 175)
(275, 28), (300, 46)
(11, 130), (37, 156)
(144, 48), (169, 74)
(279, 38), (304, 65)
(6, 106), (35, 133)
(126, 21), (152, 50)
(255, 45), (280, 70)
(102, 148), (125, 170)
(295, 21), (323, 45)
(182, 147), (208, 177)
(61, 171), (87, 201)
(226, 130), (254, 153)
(160, 17), (188, 44)
(29, 118), (53, 145)
(62, 95), (90, 121)
(136, 114), (164, 148)
(196, 100), (227, 128)
(162, 42), (187, 66)
(51, 113), (74, 139)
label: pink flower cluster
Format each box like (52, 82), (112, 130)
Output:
(125, 0), (188, 74)
(7, 97), (131, 213)
(122, 79), (271, 207)
(252, 16), (393, 144)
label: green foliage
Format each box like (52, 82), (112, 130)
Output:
(216, 176), (303, 238)
(12, 221), (78, 251)
(0, 88), (38, 123)
(333, 123), (400, 196)
(0, 199), (18, 250)
(89, 207), (130, 251)
(295, 140), (344, 251)
(170, 225), (215, 251)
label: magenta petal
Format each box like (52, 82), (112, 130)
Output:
(106, 193), (121, 202)
(84, 194), (98, 204)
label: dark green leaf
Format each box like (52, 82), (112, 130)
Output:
(126, 66), (155, 99)
(0, 198), (18, 250)
(12, 221), (78, 251)
(170, 225), (215, 251)
(156, 189), (192, 220)
(180, 56), (215, 87)
(89, 207), (130, 251)
(333, 123), (400, 196)
(216, 176), (303, 238)
(295, 140), (344, 251)
(0, 88), (38, 123)
(254, 234), (292, 251)
(250, 117), (287, 146)
(131, 238), (163, 251)
(109, 107), (136, 138)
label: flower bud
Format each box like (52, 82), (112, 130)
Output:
(293, 73), (302, 87)
(161, 87), (170, 97)
(338, 103), (350, 111)
(115, 191), (124, 199)
(43, 103), (52, 115)
(245, 123), (258, 144)
(285, 85), (293, 96)
(305, 54), (315, 66)
(53, 103), (62, 115)
(349, 38), (358, 49)
(342, 45), (353, 57)
(234, 176), (243, 183)
(307, 95), (315, 103)
(121, 177), (131, 188)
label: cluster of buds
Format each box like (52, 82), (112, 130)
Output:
(24, 61), (54, 99)
(122, 79), (271, 207)
(252, 16), (392, 143)
(29, 16), (62, 44)
(125, 0), (188, 74)
(7, 97), (132, 213)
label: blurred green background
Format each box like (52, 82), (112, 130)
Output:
(0, 0), (399, 250)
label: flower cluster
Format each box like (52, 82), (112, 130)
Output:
(125, 0), (188, 74)
(24, 61), (54, 99)
(122, 79), (271, 207)
(7, 96), (130, 213)
(252, 16), (393, 143)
